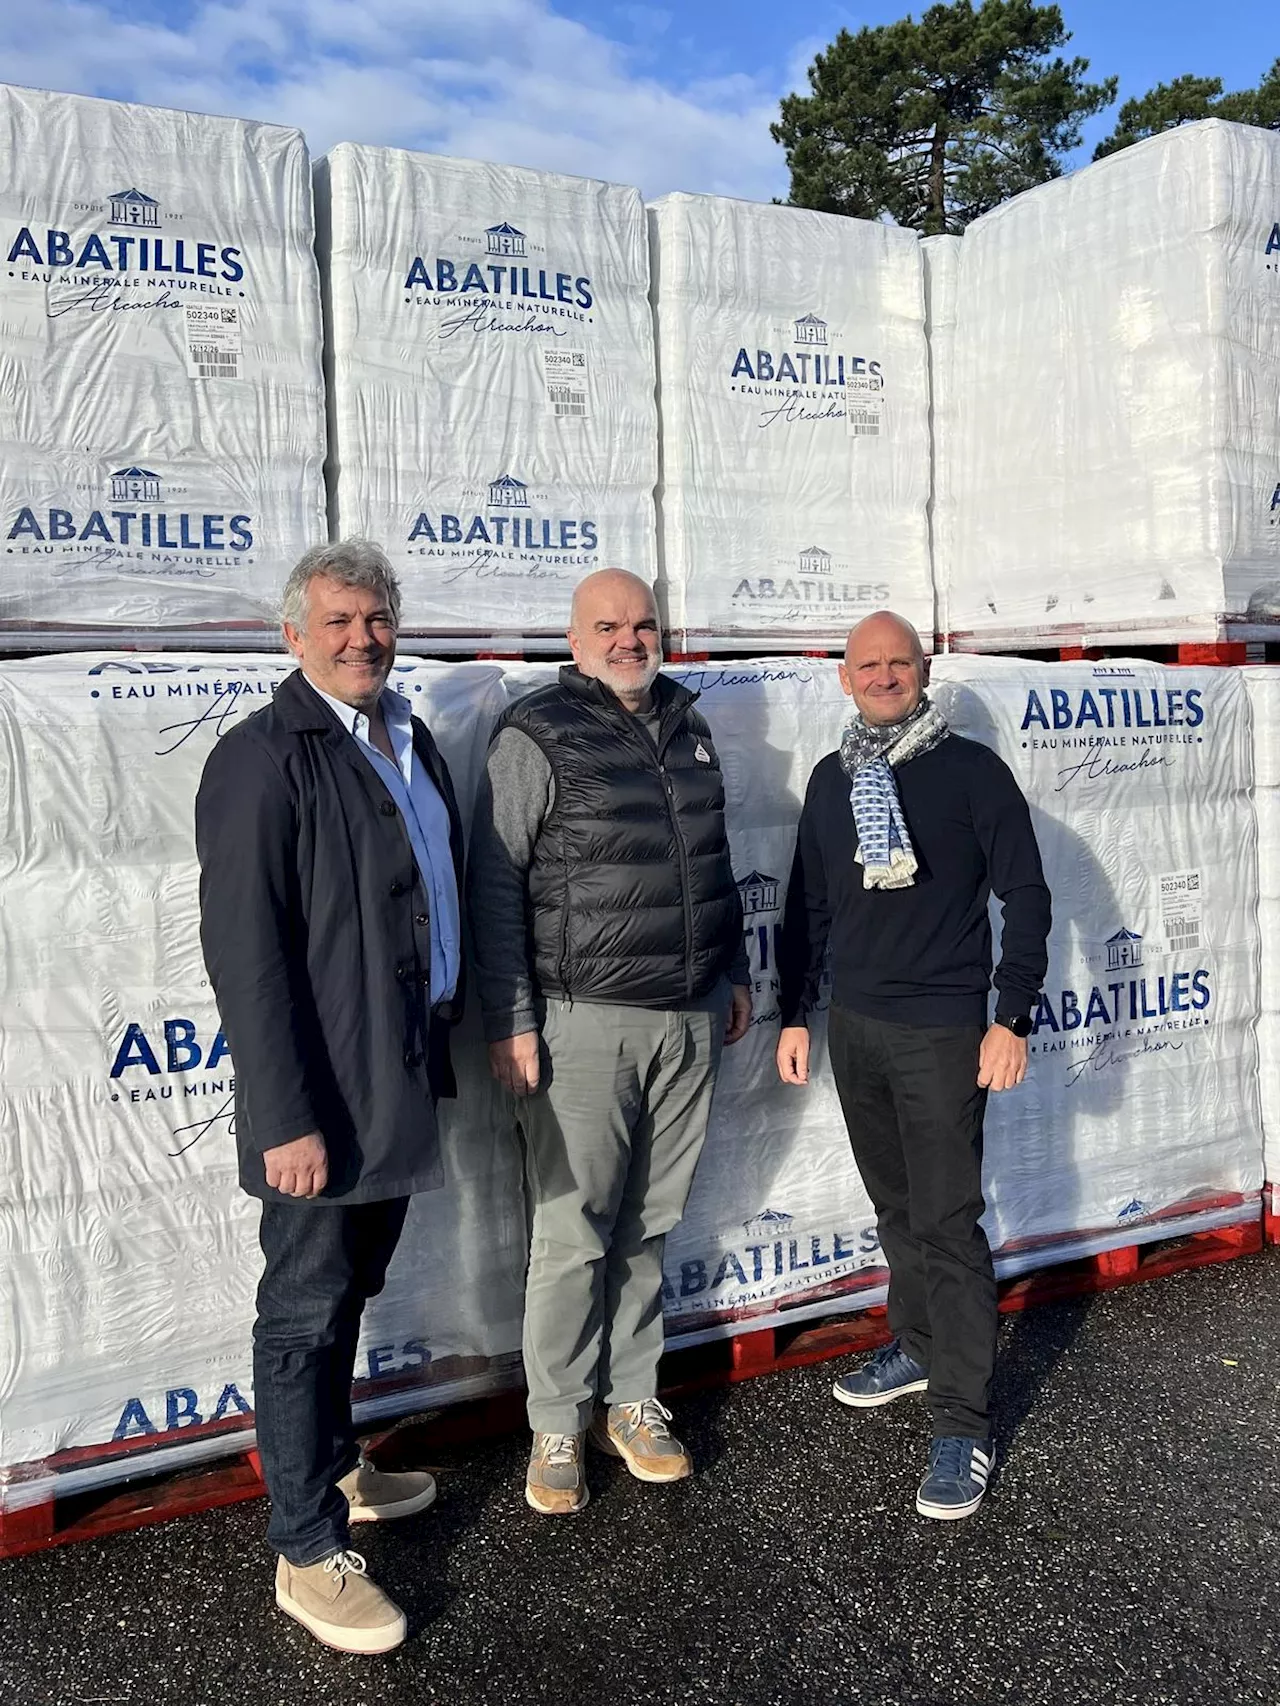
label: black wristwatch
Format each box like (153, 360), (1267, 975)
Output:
(994, 1012), (1033, 1038)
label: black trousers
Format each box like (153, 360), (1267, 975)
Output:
(827, 1004), (995, 1439)
(253, 1197), (410, 1563)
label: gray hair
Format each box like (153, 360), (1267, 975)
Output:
(280, 538), (402, 633)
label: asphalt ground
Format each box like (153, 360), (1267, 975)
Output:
(4, 1246), (1280, 1706)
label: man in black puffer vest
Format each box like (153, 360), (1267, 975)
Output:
(467, 569), (751, 1515)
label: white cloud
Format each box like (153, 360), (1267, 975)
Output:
(0, 0), (799, 200)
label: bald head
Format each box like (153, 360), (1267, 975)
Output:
(568, 568), (663, 710)
(839, 610), (927, 726)
(569, 568), (656, 632)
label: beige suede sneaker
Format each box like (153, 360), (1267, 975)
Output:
(589, 1399), (692, 1483)
(338, 1455), (437, 1524)
(525, 1431), (588, 1514)
(274, 1549), (407, 1654)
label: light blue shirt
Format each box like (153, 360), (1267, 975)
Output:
(310, 679), (460, 1005)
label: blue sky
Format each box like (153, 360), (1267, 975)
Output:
(1, 0), (1273, 198)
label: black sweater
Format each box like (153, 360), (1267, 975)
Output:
(779, 734), (1052, 1031)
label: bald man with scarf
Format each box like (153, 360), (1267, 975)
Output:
(777, 612), (1051, 1522)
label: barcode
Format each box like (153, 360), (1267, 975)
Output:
(550, 384), (587, 417)
(850, 423), (880, 436)
(197, 361), (238, 378)
(1167, 924), (1200, 942)
(191, 349), (237, 366)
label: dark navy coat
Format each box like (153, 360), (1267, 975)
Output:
(195, 668), (464, 1204)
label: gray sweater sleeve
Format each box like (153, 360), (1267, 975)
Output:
(465, 726), (555, 1043)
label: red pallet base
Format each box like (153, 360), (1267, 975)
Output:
(1055, 641), (1254, 667)
(1265, 1187), (1280, 1246)
(1, 1215), (1263, 1561)
(939, 635), (1280, 666)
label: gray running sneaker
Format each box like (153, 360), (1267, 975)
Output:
(589, 1399), (692, 1482)
(525, 1431), (588, 1515)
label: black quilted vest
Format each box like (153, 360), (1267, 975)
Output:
(498, 666), (742, 1007)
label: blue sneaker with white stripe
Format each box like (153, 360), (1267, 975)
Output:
(832, 1339), (929, 1409)
(915, 1435), (994, 1520)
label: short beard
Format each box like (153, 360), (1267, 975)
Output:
(599, 653), (661, 702)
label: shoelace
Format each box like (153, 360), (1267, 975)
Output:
(322, 1550), (368, 1579)
(617, 1398), (674, 1438)
(928, 1437), (973, 1479)
(870, 1341), (908, 1374)
(538, 1432), (580, 1467)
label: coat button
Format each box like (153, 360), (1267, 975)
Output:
(379, 800), (396, 817)
(415, 911), (429, 925)
(390, 880), (406, 897)
(395, 965), (408, 981)
(420, 971), (431, 986)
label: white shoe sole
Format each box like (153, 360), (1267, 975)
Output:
(588, 1427), (692, 1483)
(275, 1591), (407, 1654)
(346, 1478), (438, 1524)
(524, 1482), (589, 1515)
(915, 1486), (987, 1521)
(832, 1375), (929, 1409)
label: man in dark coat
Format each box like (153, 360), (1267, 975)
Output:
(467, 568), (751, 1516)
(777, 611), (1050, 1523)
(195, 539), (464, 1654)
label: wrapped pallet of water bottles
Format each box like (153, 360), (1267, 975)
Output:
(0, 70), (1275, 1520)
(0, 647), (1265, 1514)
(0, 84), (327, 642)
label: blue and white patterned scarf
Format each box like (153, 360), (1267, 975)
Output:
(838, 697), (949, 889)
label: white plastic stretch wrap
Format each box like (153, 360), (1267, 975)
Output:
(0, 86), (327, 634)
(921, 235), (959, 633)
(0, 655), (1264, 1498)
(320, 145), (659, 644)
(930, 654), (1263, 1255)
(940, 121), (1280, 648)
(659, 661), (881, 1334)
(649, 194), (933, 651)
(0, 655), (525, 1501)
(1242, 669), (1280, 1197)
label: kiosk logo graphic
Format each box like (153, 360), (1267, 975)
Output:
(737, 869), (783, 1019)
(109, 188), (160, 228)
(743, 1208), (793, 1238)
(486, 222), (527, 257)
(799, 545), (832, 577)
(738, 870), (780, 917)
(110, 466), (161, 504)
(794, 313), (827, 346)
(488, 473), (529, 509)
(1105, 927), (1143, 972)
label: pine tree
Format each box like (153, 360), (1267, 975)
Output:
(1094, 59), (1280, 159)
(773, 0), (1117, 234)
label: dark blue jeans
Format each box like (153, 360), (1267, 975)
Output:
(253, 1196), (410, 1564)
